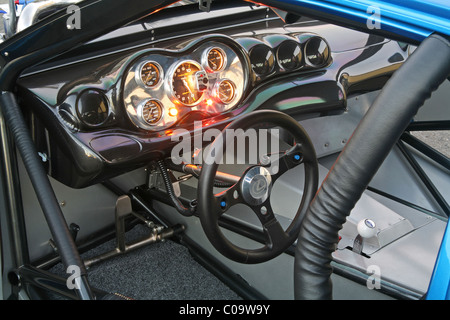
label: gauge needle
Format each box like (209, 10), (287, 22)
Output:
(182, 79), (193, 95)
(146, 72), (155, 83)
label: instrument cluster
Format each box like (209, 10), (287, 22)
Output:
(121, 33), (331, 133)
(123, 41), (246, 131)
(236, 33), (331, 81)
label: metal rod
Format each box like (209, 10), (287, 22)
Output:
(397, 140), (450, 217)
(366, 186), (447, 221)
(184, 164), (240, 184)
(129, 190), (171, 228)
(15, 265), (111, 300)
(0, 107), (30, 269)
(401, 132), (450, 171)
(6, 0), (16, 38)
(83, 224), (185, 268)
(406, 120), (450, 132)
(17, 265), (79, 300)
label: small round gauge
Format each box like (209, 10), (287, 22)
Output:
(249, 44), (275, 76)
(171, 60), (207, 106)
(304, 37), (330, 67)
(140, 99), (163, 125)
(277, 41), (302, 71)
(138, 61), (162, 88)
(77, 89), (109, 126)
(215, 79), (236, 104)
(204, 47), (226, 72)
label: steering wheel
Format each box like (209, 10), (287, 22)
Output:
(198, 110), (319, 263)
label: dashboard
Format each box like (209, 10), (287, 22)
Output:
(17, 16), (402, 189)
(119, 33), (330, 133)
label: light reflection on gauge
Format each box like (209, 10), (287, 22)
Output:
(140, 99), (163, 125)
(170, 60), (208, 106)
(215, 79), (236, 104)
(304, 37), (330, 67)
(277, 41), (302, 71)
(249, 44), (275, 76)
(138, 61), (162, 88)
(203, 47), (226, 72)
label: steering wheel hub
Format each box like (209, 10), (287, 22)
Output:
(241, 166), (272, 206)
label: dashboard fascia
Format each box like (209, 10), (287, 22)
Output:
(16, 11), (402, 189)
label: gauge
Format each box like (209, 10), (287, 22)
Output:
(249, 44), (275, 76)
(140, 99), (163, 125)
(203, 47), (226, 72)
(277, 41), (302, 71)
(77, 89), (109, 126)
(304, 37), (330, 67)
(138, 61), (162, 88)
(215, 79), (236, 104)
(170, 60), (208, 106)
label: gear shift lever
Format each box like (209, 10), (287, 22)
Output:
(352, 219), (377, 255)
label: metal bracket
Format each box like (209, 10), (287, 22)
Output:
(199, 0), (211, 12)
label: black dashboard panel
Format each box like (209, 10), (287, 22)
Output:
(16, 6), (405, 188)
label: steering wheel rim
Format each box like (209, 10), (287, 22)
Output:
(198, 110), (319, 264)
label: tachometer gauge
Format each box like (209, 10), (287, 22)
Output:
(138, 61), (162, 88)
(170, 60), (208, 106)
(203, 47), (226, 72)
(215, 79), (236, 104)
(140, 99), (163, 125)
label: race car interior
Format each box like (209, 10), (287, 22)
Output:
(0, 0), (449, 300)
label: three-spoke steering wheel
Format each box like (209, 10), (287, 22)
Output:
(198, 110), (319, 263)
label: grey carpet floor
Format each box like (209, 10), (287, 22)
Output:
(51, 224), (241, 300)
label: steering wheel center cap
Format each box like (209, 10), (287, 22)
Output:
(240, 166), (272, 206)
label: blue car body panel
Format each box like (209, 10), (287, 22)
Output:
(258, 0), (450, 43)
(427, 220), (450, 299)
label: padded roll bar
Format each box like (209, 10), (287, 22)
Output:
(294, 34), (450, 299)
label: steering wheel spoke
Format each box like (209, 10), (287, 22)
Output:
(269, 143), (304, 184)
(213, 183), (243, 215)
(249, 201), (290, 250)
(249, 200), (276, 225)
(263, 218), (290, 249)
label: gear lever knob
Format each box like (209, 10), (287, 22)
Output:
(357, 219), (377, 238)
(353, 219), (376, 255)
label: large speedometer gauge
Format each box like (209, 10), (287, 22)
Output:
(170, 60), (208, 106)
